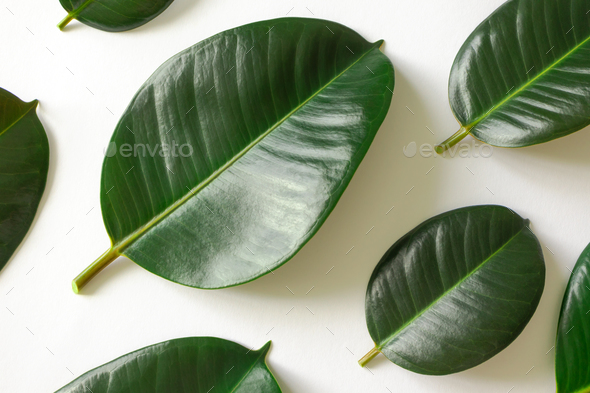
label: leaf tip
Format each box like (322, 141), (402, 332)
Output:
(523, 218), (531, 227)
(25, 99), (39, 113)
(258, 341), (272, 357)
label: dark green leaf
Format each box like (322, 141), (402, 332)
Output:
(437, 0), (590, 152)
(359, 205), (545, 375)
(57, 0), (175, 32)
(55, 337), (281, 392)
(556, 243), (590, 393)
(0, 88), (49, 273)
(71, 18), (394, 293)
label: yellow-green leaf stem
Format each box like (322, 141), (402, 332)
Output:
(57, 14), (75, 30)
(435, 126), (471, 154)
(72, 247), (118, 293)
(57, 0), (94, 30)
(358, 347), (380, 367)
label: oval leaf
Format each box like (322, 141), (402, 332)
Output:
(437, 0), (590, 151)
(57, 0), (175, 32)
(0, 88), (49, 273)
(556, 243), (590, 393)
(359, 205), (545, 375)
(72, 18), (394, 292)
(56, 337), (281, 392)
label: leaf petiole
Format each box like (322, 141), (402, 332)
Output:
(435, 126), (471, 154)
(72, 247), (119, 293)
(358, 346), (380, 367)
(57, 14), (75, 30)
(57, 0), (95, 30)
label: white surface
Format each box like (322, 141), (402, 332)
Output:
(1, 0), (587, 391)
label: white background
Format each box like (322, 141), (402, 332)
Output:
(1, 0), (588, 391)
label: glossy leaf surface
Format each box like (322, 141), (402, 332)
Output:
(438, 0), (590, 150)
(73, 18), (394, 292)
(556, 243), (590, 393)
(0, 88), (49, 273)
(57, 0), (174, 32)
(56, 337), (281, 392)
(361, 205), (545, 375)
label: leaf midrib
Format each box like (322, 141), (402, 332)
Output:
(464, 32), (590, 132)
(228, 346), (269, 393)
(67, 0), (95, 18)
(111, 40), (383, 253)
(376, 224), (527, 350)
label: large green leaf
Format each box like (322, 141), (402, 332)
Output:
(556, 243), (590, 393)
(359, 205), (545, 375)
(57, 0), (175, 32)
(56, 337), (281, 392)
(436, 0), (590, 152)
(71, 18), (394, 293)
(0, 88), (49, 273)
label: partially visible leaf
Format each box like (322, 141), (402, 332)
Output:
(359, 205), (545, 375)
(437, 0), (590, 152)
(57, 0), (175, 32)
(0, 88), (49, 273)
(556, 243), (590, 393)
(72, 18), (394, 293)
(56, 337), (281, 392)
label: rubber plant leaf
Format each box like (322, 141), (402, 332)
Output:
(55, 337), (282, 392)
(359, 205), (545, 375)
(71, 18), (394, 293)
(57, 0), (175, 32)
(556, 243), (590, 393)
(0, 88), (49, 273)
(436, 0), (590, 153)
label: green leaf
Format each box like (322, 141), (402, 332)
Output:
(436, 0), (590, 152)
(556, 243), (590, 393)
(0, 88), (49, 273)
(359, 205), (545, 375)
(71, 18), (394, 293)
(57, 0), (175, 32)
(55, 337), (282, 392)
